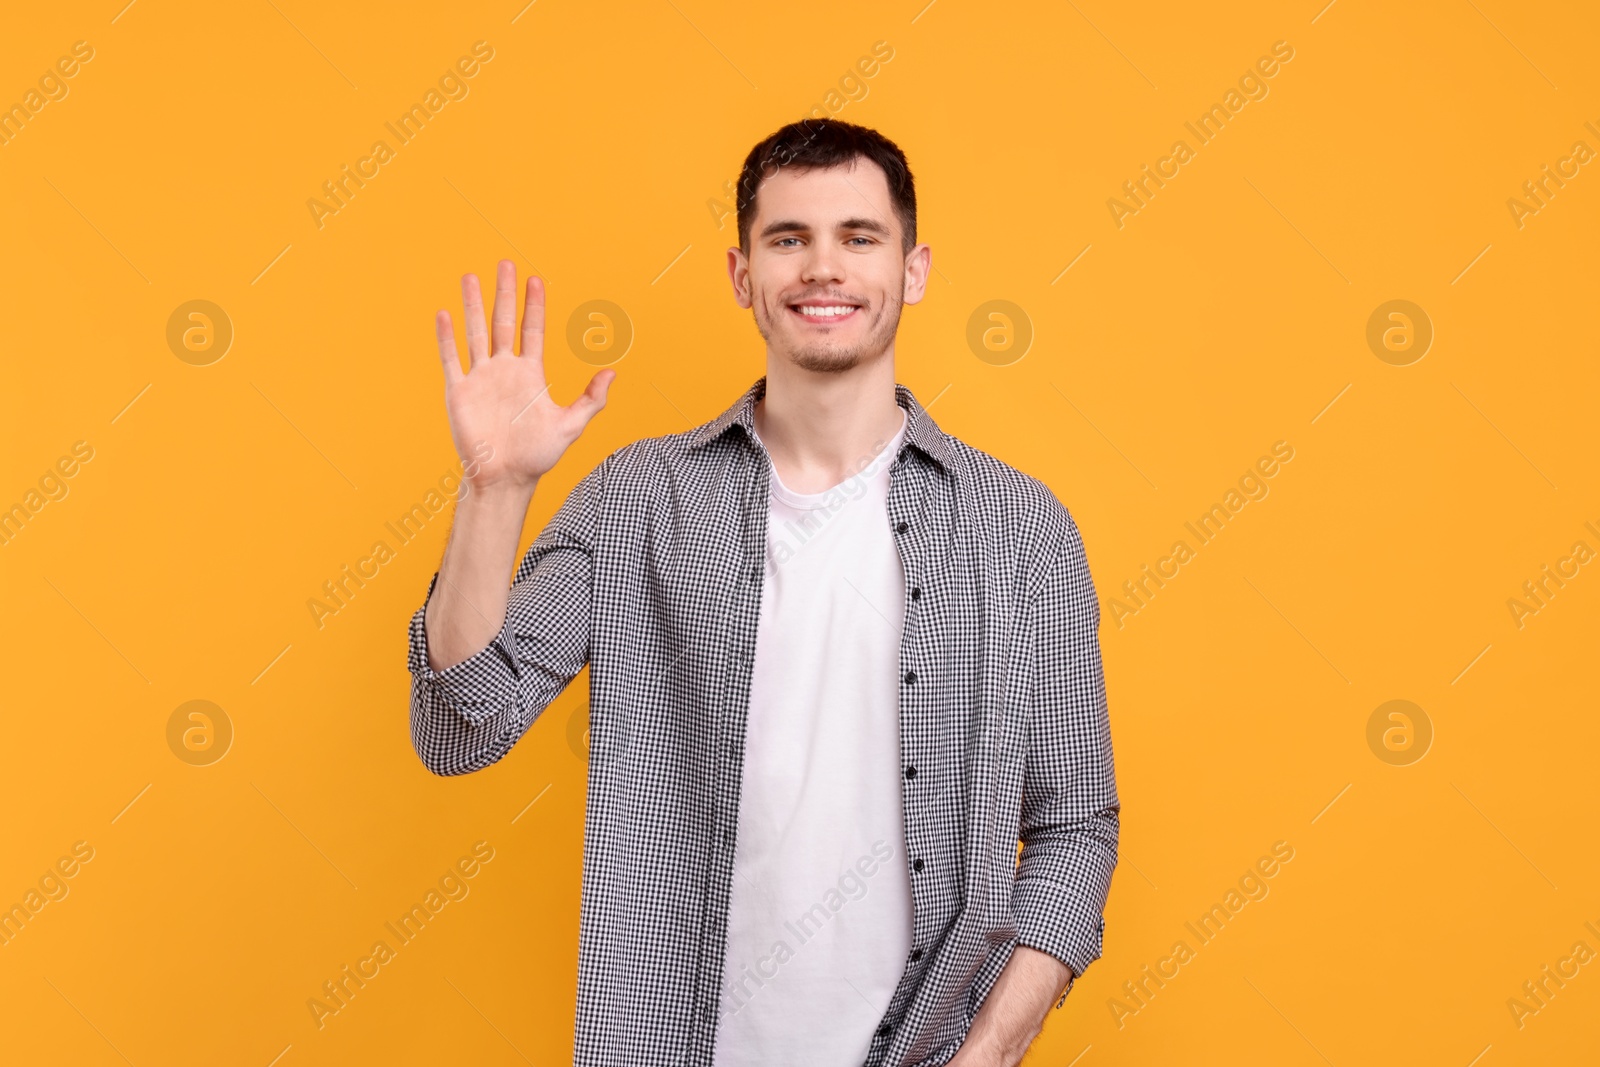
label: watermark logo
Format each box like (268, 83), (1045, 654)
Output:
(565, 300), (633, 366)
(1365, 700), (1431, 766)
(966, 300), (1032, 366)
(1365, 299), (1432, 366)
(167, 700), (233, 766)
(166, 300), (233, 366)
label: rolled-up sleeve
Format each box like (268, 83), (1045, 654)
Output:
(1013, 508), (1120, 979)
(407, 455), (608, 776)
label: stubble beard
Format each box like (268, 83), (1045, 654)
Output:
(752, 281), (905, 374)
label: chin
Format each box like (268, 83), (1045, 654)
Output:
(787, 344), (870, 374)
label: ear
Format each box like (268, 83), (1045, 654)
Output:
(727, 246), (753, 309)
(902, 243), (932, 306)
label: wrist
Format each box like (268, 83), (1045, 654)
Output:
(460, 476), (537, 512)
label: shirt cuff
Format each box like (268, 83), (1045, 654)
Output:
(1012, 876), (1107, 979)
(406, 571), (518, 725)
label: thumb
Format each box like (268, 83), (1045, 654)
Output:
(569, 369), (615, 426)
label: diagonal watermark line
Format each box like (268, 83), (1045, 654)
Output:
(1451, 243), (1492, 284)
(1463, 0), (1558, 89)
(252, 244), (292, 285)
(1048, 381), (1158, 489)
(1310, 0), (1338, 23)
(910, 0), (938, 23)
(1051, 243), (1093, 284)
(1450, 382), (1556, 489)
(44, 178), (151, 284)
(444, 977), (537, 1064)
(1243, 176), (1350, 284)
(265, 1044), (293, 1067)
(1244, 976), (1335, 1065)
(1310, 783), (1351, 824)
(251, 644), (293, 685)
(509, 383), (555, 424)
(1065, 1045), (1093, 1067)
(1451, 643), (1492, 685)
(511, 783), (552, 823)
(921, 382), (954, 412)
(45, 978), (136, 1065)
(1464, 1043), (1492, 1067)
(511, 0), (538, 22)
(842, 574), (892, 625)
(662, 0), (758, 88)
(1064, 0), (1156, 88)
(111, 383), (153, 424)
(263, 0), (358, 88)
(111, 783), (152, 824)
(1310, 383), (1351, 424)
(43, 576), (151, 683)
(111, 0), (138, 23)
(251, 381), (360, 489)
(1450, 781), (1557, 889)
(1243, 576), (1351, 684)
(1125, 859), (1159, 890)
(252, 782), (360, 890)
(652, 244), (693, 285)
(443, 177), (544, 276)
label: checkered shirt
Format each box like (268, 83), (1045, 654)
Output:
(407, 375), (1120, 1067)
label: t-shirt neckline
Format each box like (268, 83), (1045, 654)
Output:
(764, 406), (908, 511)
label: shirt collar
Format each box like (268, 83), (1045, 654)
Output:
(687, 374), (954, 474)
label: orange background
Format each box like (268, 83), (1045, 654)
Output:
(3, 1), (1597, 1064)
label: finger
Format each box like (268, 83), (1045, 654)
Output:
(435, 310), (464, 384)
(568, 368), (615, 425)
(520, 274), (546, 360)
(461, 273), (490, 368)
(491, 259), (517, 356)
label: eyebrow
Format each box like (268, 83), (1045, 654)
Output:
(758, 216), (894, 240)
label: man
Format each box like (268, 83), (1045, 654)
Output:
(408, 119), (1119, 1067)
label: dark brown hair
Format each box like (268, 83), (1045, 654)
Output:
(735, 119), (917, 254)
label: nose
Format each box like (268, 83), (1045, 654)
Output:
(799, 241), (845, 288)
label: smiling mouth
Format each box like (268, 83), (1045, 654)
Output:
(788, 301), (863, 324)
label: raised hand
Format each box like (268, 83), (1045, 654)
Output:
(435, 259), (614, 494)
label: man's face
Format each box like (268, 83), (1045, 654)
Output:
(728, 158), (931, 373)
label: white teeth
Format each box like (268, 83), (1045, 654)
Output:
(796, 305), (856, 317)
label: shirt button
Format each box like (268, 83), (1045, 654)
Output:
(895, 521), (909, 534)
(910, 587), (921, 600)
(876, 1024), (892, 1038)
(903, 670), (917, 685)
(912, 858), (924, 873)
(904, 765), (917, 780)
(910, 948), (923, 962)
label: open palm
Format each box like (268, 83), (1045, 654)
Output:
(434, 259), (613, 492)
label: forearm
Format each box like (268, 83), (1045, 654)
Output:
(423, 480), (537, 670)
(955, 945), (1074, 1066)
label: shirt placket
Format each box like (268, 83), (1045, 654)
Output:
(690, 431), (773, 1063)
(868, 444), (934, 1062)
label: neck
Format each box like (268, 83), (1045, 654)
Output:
(752, 350), (904, 495)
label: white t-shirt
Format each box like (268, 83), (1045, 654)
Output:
(711, 408), (915, 1066)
